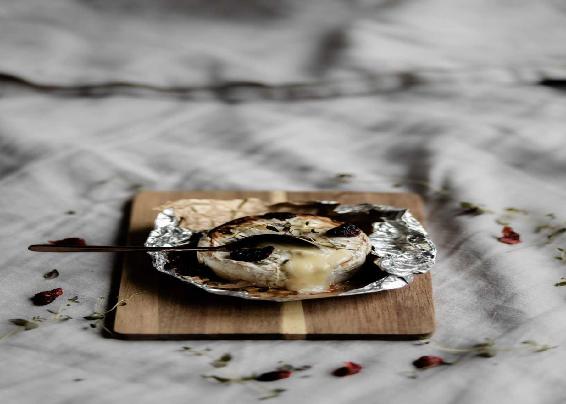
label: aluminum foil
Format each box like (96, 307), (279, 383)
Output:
(145, 201), (436, 301)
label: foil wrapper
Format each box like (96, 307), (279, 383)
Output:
(145, 201), (436, 301)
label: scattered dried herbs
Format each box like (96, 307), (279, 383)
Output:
(535, 224), (553, 233)
(43, 269), (60, 279)
(83, 293), (140, 329)
(259, 388), (286, 401)
(335, 173), (354, 184)
(521, 340), (557, 352)
(276, 363), (311, 372)
(504, 207), (529, 215)
(496, 217), (511, 226)
(83, 313), (105, 320)
(497, 226), (521, 245)
(9, 318), (40, 330)
(202, 375), (240, 383)
(547, 228), (566, 241)
(555, 247), (566, 262)
(211, 353), (232, 368)
(459, 202), (492, 216)
(31, 288), (63, 306)
(473, 340), (497, 358)
(332, 362), (362, 377)
(67, 296), (79, 304)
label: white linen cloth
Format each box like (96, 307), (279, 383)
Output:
(1, 1), (566, 403)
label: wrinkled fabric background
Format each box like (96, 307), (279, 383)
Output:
(1, 1), (566, 403)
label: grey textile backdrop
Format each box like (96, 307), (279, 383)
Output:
(1, 1), (566, 403)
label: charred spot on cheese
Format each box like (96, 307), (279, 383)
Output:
(229, 246), (275, 262)
(326, 223), (362, 237)
(262, 212), (296, 220)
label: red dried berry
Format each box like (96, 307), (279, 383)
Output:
(48, 238), (86, 247)
(412, 355), (445, 369)
(255, 370), (292, 382)
(497, 226), (521, 245)
(332, 361), (362, 377)
(31, 288), (63, 306)
(326, 223), (362, 238)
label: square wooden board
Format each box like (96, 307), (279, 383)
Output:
(113, 191), (434, 339)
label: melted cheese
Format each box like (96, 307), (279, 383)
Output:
(261, 243), (352, 292)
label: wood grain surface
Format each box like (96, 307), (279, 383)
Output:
(113, 190), (434, 339)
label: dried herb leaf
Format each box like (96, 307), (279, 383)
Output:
(335, 173), (354, 183)
(202, 374), (255, 384)
(277, 364), (311, 372)
(554, 278), (566, 287)
(459, 202), (491, 216)
(504, 207), (529, 215)
(535, 224), (553, 233)
(43, 269), (60, 279)
(547, 228), (566, 241)
(211, 353), (232, 368)
(496, 218), (511, 226)
(473, 340), (497, 357)
(202, 375), (232, 383)
(9, 319), (39, 330)
(83, 313), (105, 320)
(259, 389), (286, 401)
(521, 340), (558, 352)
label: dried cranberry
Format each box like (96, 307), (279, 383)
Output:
(255, 370), (292, 382)
(332, 362), (362, 377)
(412, 355), (445, 369)
(229, 246), (274, 262)
(326, 223), (362, 237)
(48, 238), (86, 247)
(262, 212), (296, 220)
(497, 226), (521, 244)
(31, 288), (63, 306)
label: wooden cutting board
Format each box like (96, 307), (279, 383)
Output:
(113, 190), (434, 339)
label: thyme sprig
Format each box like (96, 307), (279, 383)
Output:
(83, 292), (142, 331)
